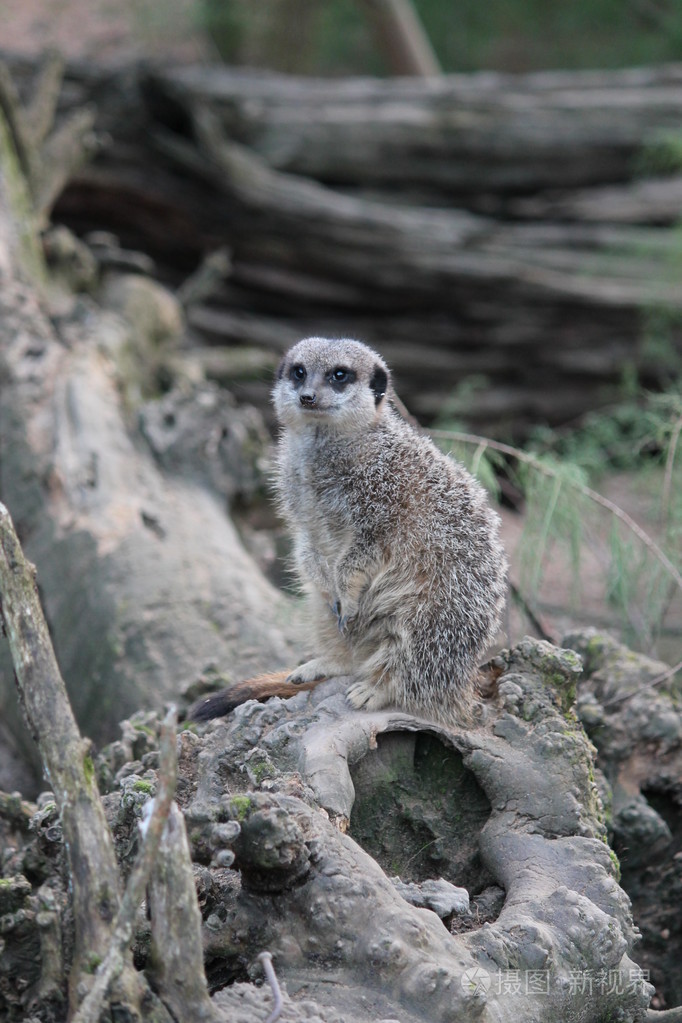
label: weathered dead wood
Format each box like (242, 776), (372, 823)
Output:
(508, 174), (682, 223)
(146, 62), (682, 195)
(71, 707), (181, 1023)
(0, 505), (228, 1021)
(147, 116), (682, 427)
(0, 502), (167, 1018)
(0, 53), (96, 224)
(569, 630), (682, 1012)
(155, 639), (653, 1022)
(6, 53), (672, 203)
(0, 259), (296, 764)
(0, 502), (118, 977)
(146, 801), (222, 1022)
(177, 110), (682, 311)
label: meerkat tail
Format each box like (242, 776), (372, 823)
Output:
(187, 670), (325, 722)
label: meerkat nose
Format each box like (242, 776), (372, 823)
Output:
(300, 392), (317, 408)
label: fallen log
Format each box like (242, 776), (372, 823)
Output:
(25, 54), (680, 431)
(147, 123), (682, 427)
(146, 62), (682, 198)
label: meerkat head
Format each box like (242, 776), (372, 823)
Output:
(273, 337), (390, 434)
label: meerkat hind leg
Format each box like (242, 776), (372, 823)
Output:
(345, 636), (400, 712)
(346, 675), (391, 712)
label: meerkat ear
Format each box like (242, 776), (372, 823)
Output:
(276, 356), (287, 380)
(369, 365), (388, 406)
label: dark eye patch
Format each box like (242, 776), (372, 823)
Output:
(328, 366), (356, 390)
(289, 364), (307, 384)
(369, 365), (388, 406)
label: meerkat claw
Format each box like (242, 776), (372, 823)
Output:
(330, 598), (351, 633)
(337, 612), (351, 634)
(346, 679), (389, 712)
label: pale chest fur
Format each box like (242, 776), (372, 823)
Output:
(276, 429), (355, 595)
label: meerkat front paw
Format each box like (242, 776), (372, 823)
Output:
(346, 678), (390, 712)
(287, 658), (346, 685)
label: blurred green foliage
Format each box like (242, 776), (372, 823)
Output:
(416, 0), (682, 73)
(201, 0), (682, 75)
(436, 383), (682, 654)
(200, 0), (382, 73)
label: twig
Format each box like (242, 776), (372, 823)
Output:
(176, 247), (232, 308)
(71, 706), (179, 1023)
(0, 61), (32, 183)
(23, 50), (64, 154)
(391, 389), (421, 429)
(531, 474), (563, 593)
(0, 55), (97, 223)
(258, 952), (284, 1023)
(661, 413), (682, 527)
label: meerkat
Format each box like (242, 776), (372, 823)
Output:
(191, 337), (507, 727)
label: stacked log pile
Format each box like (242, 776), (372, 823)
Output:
(40, 60), (682, 430)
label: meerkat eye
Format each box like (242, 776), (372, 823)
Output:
(329, 367), (356, 389)
(289, 364), (306, 383)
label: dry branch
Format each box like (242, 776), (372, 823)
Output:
(0, 502), (123, 1001)
(147, 802), (222, 1022)
(71, 708), (180, 1023)
(0, 504), (174, 1020)
(0, 151), (296, 765)
(0, 54), (96, 223)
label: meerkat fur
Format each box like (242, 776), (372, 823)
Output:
(272, 336), (508, 726)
